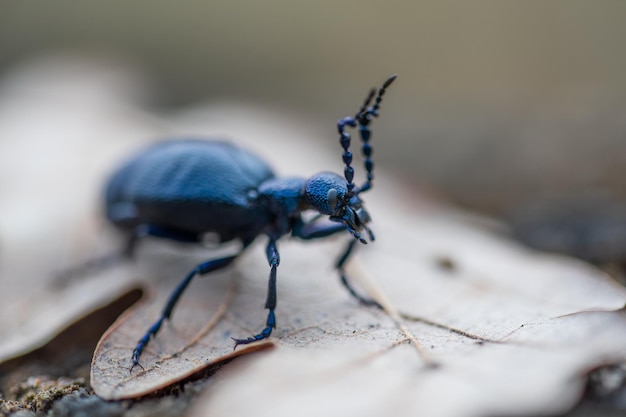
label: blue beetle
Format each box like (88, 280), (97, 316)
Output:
(104, 75), (397, 369)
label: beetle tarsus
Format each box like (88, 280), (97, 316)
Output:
(232, 310), (276, 349)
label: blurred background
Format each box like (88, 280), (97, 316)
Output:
(1, 0), (626, 263)
(1, 3), (626, 415)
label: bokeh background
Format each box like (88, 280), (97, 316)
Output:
(2, 4), (626, 416)
(2, 0), (626, 261)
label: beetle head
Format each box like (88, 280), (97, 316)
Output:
(304, 172), (373, 244)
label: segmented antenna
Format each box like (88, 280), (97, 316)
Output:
(337, 74), (397, 199)
(337, 116), (357, 198)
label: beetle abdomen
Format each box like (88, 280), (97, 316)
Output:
(105, 139), (275, 240)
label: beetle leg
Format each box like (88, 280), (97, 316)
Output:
(336, 240), (381, 309)
(52, 252), (124, 288)
(294, 221), (379, 308)
(131, 254), (238, 372)
(56, 224), (200, 283)
(133, 224), (200, 245)
(232, 238), (279, 348)
(291, 218), (346, 240)
(293, 215), (371, 244)
(51, 230), (141, 288)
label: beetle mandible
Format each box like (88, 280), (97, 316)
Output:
(104, 75), (397, 370)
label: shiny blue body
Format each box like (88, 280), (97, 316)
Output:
(106, 139), (284, 245)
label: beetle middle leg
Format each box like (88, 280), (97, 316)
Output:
(232, 237), (279, 348)
(131, 252), (239, 371)
(128, 226), (241, 372)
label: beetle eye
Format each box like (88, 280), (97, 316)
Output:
(327, 188), (338, 210)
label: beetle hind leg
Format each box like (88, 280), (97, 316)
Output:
(50, 230), (141, 289)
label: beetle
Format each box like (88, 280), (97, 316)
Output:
(104, 75), (397, 370)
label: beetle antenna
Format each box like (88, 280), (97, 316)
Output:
(358, 87), (377, 116)
(337, 116), (357, 199)
(356, 74), (397, 194)
(336, 75), (397, 199)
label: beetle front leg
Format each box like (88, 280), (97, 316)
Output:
(292, 218), (346, 240)
(294, 220), (380, 308)
(336, 240), (381, 309)
(232, 238), (279, 348)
